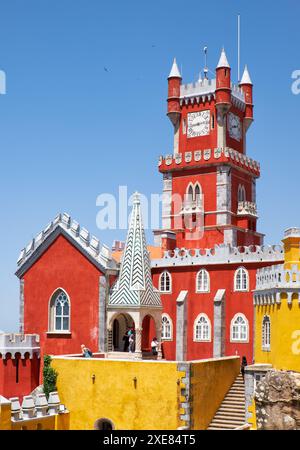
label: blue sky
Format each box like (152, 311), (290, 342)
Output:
(0, 0), (299, 331)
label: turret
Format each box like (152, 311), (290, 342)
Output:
(240, 65), (254, 130)
(282, 228), (300, 270)
(167, 58), (182, 126)
(215, 48), (231, 114)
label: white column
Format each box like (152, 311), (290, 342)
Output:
(134, 328), (143, 359)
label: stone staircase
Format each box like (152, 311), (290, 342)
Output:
(207, 374), (246, 430)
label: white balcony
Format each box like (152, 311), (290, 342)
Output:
(237, 201), (258, 217)
(255, 264), (300, 290)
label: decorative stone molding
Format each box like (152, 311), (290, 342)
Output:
(158, 147), (260, 175)
(177, 363), (191, 429)
(152, 244), (283, 268)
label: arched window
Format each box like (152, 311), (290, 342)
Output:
(238, 184), (246, 203)
(194, 183), (202, 207)
(185, 183), (202, 207)
(159, 271), (172, 293)
(262, 316), (271, 350)
(94, 418), (114, 430)
(196, 269), (210, 293)
(161, 314), (173, 340)
(187, 183), (194, 201)
(49, 289), (70, 332)
(194, 314), (211, 342)
(231, 314), (249, 342)
(234, 267), (249, 291)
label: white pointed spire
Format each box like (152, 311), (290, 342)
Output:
(240, 65), (253, 85)
(216, 47), (230, 69)
(108, 192), (161, 308)
(168, 58), (182, 78)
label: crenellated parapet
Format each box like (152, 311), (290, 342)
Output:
(152, 244), (283, 268)
(158, 147), (260, 176)
(179, 79), (245, 111)
(0, 333), (40, 359)
(9, 392), (68, 425)
(254, 263), (300, 305)
(16, 212), (118, 275)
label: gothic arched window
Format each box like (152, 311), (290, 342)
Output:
(231, 314), (248, 342)
(161, 314), (173, 340)
(194, 314), (211, 342)
(238, 184), (246, 203)
(49, 289), (70, 332)
(159, 271), (172, 293)
(262, 316), (271, 350)
(196, 269), (210, 293)
(234, 267), (249, 292)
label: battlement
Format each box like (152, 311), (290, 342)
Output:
(0, 333), (40, 359)
(284, 227), (300, 238)
(0, 392), (69, 429)
(255, 263), (300, 289)
(9, 392), (66, 421)
(254, 263), (300, 305)
(151, 244), (283, 268)
(180, 79), (245, 106)
(158, 147), (260, 176)
(16, 212), (117, 273)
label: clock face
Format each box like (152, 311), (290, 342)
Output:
(187, 110), (210, 138)
(228, 112), (242, 141)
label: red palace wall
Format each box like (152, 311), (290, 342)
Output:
(152, 261), (275, 363)
(0, 354), (40, 400)
(22, 235), (103, 359)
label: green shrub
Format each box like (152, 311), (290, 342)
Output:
(43, 355), (58, 399)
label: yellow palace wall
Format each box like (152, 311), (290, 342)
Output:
(255, 296), (300, 372)
(51, 356), (240, 430)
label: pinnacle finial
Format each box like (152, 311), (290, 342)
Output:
(217, 47), (230, 69)
(240, 65), (253, 85)
(132, 191), (140, 204)
(168, 58), (182, 78)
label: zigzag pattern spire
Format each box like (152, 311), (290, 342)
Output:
(109, 192), (161, 307)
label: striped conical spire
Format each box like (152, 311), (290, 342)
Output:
(109, 192), (161, 307)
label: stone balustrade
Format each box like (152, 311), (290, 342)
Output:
(237, 201), (258, 217)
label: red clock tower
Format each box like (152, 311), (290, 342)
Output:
(156, 49), (261, 250)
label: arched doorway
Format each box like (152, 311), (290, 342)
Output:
(94, 418), (114, 430)
(112, 313), (134, 351)
(142, 314), (156, 354)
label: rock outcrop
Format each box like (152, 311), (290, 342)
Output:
(255, 370), (300, 430)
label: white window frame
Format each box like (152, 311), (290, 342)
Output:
(161, 314), (173, 341)
(48, 288), (71, 333)
(159, 271), (172, 293)
(196, 269), (210, 293)
(194, 313), (211, 342)
(230, 313), (249, 343)
(262, 315), (271, 351)
(234, 267), (249, 292)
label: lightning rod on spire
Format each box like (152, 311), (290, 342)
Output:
(238, 14), (241, 82)
(203, 46), (208, 79)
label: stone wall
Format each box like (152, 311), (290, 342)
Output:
(255, 370), (300, 430)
